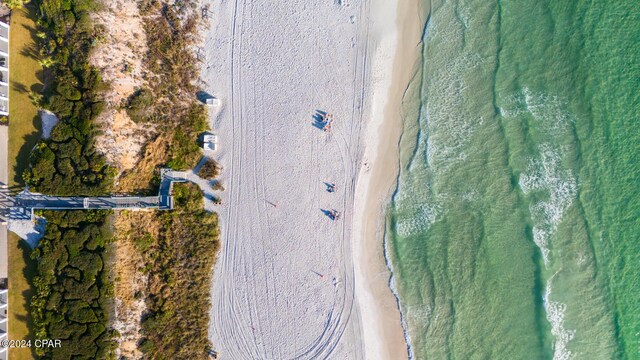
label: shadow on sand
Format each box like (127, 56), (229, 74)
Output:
(312, 109), (328, 130)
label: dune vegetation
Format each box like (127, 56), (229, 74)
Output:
(118, 0), (208, 192)
(30, 210), (116, 358)
(22, 0), (114, 196)
(115, 2), (222, 356)
(20, 0), (117, 357)
(9, 0), (220, 358)
(130, 183), (220, 358)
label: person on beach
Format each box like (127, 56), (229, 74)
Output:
(327, 209), (340, 220)
(323, 113), (334, 132)
(326, 183), (336, 192)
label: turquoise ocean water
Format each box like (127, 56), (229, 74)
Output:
(389, 0), (639, 358)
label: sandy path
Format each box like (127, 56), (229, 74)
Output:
(201, 0), (371, 358)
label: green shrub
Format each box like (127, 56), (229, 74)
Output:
(56, 157), (75, 176)
(46, 95), (75, 118)
(63, 267), (81, 282)
(63, 10), (76, 28)
(74, 11), (93, 33)
(50, 122), (75, 142)
(56, 81), (82, 101)
(138, 338), (155, 354)
(27, 0), (114, 197)
(134, 232), (155, 253)
(3, 0), (30, 10)
(197, 158), (221, 179)
(27, 1), (116, 356)
(68, 307), (98, 324)
(31, 210), (115, 358)
(165, 104), (208, 170)
(126, 88), (153, 123)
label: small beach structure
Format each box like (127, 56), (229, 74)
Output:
(196, 91), (220, 107)
(312, 110), (335, 132)
(207, 348), (218, 359)
(206, 97), (221, 107)
(203, 134), (218, 151)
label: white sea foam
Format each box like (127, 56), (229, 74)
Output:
(501, 88), (575, 136)
(395, 203), (442, 238)
(523, 88), (575, 135)
(514, 89), (578, 355)
(424, 83), (481, 169)
(420, 7), (484, 172)
(544, 274), (575, 360)
(515, 88), (578, 266)
(458, 5), (470, 29)
(395, 6), (487, 243)
(461, 189), (479, 202)
(520, 144), (577, 265)
(532, 227), (551, 264)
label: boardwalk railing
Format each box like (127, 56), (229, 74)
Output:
(1, 169), (182, 214)
(15, 196), (170, 211)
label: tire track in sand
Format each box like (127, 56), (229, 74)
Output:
(209, 0), (371, 358)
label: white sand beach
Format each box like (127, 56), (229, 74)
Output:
(352, 0), (427, 358)
(200, 0), (424, 358)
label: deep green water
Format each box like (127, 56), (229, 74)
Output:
(389, 0), (639, 358)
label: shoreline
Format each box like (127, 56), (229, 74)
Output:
(352, 0), (428, 358)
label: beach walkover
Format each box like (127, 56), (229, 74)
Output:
(12, 193), (172, 211)
(0, 169), (189, 223)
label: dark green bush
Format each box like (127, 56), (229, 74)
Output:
(68, 307), (98, 324)
(75, 11), (93, 33)
(30, 210), (115, 358)
(26, 0), (114, 197)
(50, 122), (75, 142)
(46, 95), (75, 118)
(63, 10), (76, 28)
(27, 1), (117, 358)
(56, 82), (82, 101)
(126, 88), (154, 123)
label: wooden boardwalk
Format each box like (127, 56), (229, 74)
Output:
(0, 169), (190, 222)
